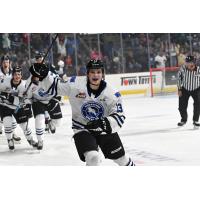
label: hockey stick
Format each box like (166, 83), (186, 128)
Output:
(24, 33), (59, 96)
(41, 34), (58, 64)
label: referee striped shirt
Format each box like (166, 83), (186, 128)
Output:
(177, 65), (200, 91)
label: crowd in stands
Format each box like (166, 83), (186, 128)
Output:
(1, 33), (200, 79)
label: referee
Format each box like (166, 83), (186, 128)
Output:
(177, 55), (200, 127)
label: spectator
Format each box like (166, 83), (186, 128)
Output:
(155, 51), (167, 68)
(169, 43), (178, 66)
(57, 59), (65, 77)
(90, 48), (102, 60)
(177, 49), (186, 67)
(65, 55), (72, 67)
(2, 34), (11, 52)
(56, 36), (67, 57)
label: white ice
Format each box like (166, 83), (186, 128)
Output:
(0, 94), (200, 166)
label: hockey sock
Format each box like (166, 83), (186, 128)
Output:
(35, 114), (45, 141)
(3, 116), (13, 140)
(19, 122), (32, 140)
(12, 117), (17, 134)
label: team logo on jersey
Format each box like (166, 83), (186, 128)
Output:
(81, 101), (104, 121)
(76, 92), (86, 99)
(38, 88), (48, 97)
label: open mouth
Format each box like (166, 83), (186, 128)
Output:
(92, 78), (99, 81)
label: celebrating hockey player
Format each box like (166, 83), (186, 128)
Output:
(0, 66), (37, 150)
(34, 59), (135, 166)
(0, 55), (21, 141)
(26, 59), (63, 150)
(35, 51), (62, 133)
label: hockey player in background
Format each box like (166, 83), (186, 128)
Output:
(34, 59), (135, 166)
(34, 51), (62, 134)
(26, 60), (63, 150)
(0, 67), (37, 150)
(0, 55), (21, 141)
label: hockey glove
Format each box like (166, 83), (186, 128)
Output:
(85, 118), (112, 134)
(0, 93), (15, 104)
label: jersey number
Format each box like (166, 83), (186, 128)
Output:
(116, 103), (123, 112)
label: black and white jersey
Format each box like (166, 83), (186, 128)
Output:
(0, 77), (26, 109)
(41, 75), (126, 134)
(0, 67), (12, 80)
(26, 72), (59, 104)
(177, 65), (200, 91)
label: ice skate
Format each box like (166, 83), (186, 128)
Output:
(7, 139), (15, 150)
(49, 120), (56, 134)
(27, 138), (38, 148)
(177, 121), (186, 127)
(37, 140), (43, 150)
(12, 133), (21, 141)
(193, 121), (200, 129)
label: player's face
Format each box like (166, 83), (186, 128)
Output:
(36, 57), (43, 63)
(2, 60), (10, 69)
(186, 62), (195, 71)
(13, 72), (22, 83)
(88, 69), (103, 86)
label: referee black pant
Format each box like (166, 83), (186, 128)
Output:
(178, 87), (200, 122)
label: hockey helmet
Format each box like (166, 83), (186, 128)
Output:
(86, 59), (104, 74)
(35, 51), (44, 60)
(1, 55), (10, 63)
(29, 63), (49, 81)
(185, 55), (196, 63)
(12, 66), (22, 75)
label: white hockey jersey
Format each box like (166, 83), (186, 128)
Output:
(0, 67), (12, 80)
(0, 77), (26, 109)
(41, 75), (126, 134)
(25, 72), (59, 104)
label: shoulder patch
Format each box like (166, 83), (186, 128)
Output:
(114, 92), (121, 97)
(70, 76), (76, 83)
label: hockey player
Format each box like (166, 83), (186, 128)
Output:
(0, 66), (37, 150)
(25, 62), (63, 150)
(35, 59), (135, 166)
(0, 55), (21, 141)
(177, 55), (200, 128)
(34, 51), (62, 134)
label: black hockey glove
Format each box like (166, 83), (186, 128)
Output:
(0, 93), (14, 104)
(85, 118), (112, 134)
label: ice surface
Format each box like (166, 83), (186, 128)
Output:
(0, 94), (200, 166)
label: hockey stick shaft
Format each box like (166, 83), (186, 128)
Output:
(41, 34), (58, 64)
